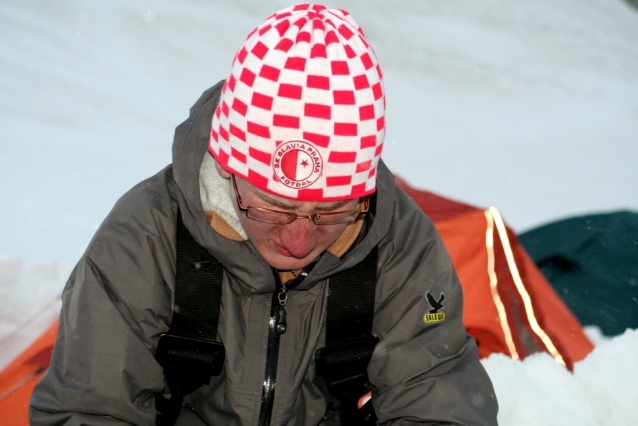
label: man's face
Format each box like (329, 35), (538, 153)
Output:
(217, 162), (358, 270)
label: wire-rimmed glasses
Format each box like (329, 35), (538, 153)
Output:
(232, 175), (369, 225)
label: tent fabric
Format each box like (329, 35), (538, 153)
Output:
(519, 211), (638, 336)
(396, 177), (593, 369)
(0, 322), (57, 425)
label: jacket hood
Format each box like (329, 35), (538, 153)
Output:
(171, 82), (395, 293)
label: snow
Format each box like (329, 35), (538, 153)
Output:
(482, 329), (638, 426)
(0, 259), (64, 369)
(1, 0), (637, 424)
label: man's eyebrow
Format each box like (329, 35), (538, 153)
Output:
(253, 190), (293, 209)
(313, 201), (351, 211)
(254, 190), (352, 211)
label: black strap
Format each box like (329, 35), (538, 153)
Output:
(315, 247), (379, 425)
(325, 247), (377, 346)
(155, 210), (225, 426)
(169, 210), (223, 341)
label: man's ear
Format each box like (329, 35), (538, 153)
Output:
(214, 157), (232, 179)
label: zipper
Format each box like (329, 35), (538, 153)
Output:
(257, 282), (284, 426)
(257, 267), (311, 426)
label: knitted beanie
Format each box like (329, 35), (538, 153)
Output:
(209, 3), (385, 201)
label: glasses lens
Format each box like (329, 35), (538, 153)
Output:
(246, 208), (296, 224)
(313, 211), (360, 225)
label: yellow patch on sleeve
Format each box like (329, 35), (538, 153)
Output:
(423, 312), (446, 323)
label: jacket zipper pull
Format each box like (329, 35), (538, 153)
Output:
(275, 285), (288, 335)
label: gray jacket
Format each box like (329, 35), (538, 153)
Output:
(30, 82), (498, 426)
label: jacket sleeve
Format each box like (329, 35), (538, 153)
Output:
(29, 171), (178, 426)
(369, 188), (498, 425)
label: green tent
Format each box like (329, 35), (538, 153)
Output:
(519, 211), (638, 336)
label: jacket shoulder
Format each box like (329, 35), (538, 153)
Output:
(81, 165), (179, 297)
(107, 165), (178, 221)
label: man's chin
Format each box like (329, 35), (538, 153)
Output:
(263, 251), (315, 271)
(262, 242), (317, 271)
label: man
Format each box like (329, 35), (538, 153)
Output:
(30, 4), (498, 425)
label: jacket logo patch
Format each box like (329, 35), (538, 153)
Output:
(423, 292), (446, 323)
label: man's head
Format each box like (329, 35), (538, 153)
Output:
(209, 4), (385, 268)
(215, 161), (366, 269)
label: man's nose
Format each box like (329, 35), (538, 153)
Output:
(279, 218), (317, 259)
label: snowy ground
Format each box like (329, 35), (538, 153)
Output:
(0, 259), (64, 369)
(1, 0), (637, 424)
(483, 329), (638, 426)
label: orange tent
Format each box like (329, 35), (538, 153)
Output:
(0, 322), (57, 425)
(0, 179), (594, 424)
(395, 177), (593, 369)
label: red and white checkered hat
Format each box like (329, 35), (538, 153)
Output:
(209, 3), (385, 201)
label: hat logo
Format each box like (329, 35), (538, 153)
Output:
(273, 140), (323, 189)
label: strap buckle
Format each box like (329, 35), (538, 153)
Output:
(316, 337), (378, 425)
(156, 334), (225, 378)
(315, 336), (378, 399)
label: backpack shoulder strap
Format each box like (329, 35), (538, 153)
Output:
(154, 209), (225, 426)
(315, 246), (379, 424)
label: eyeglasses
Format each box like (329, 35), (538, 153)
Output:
(232, 175), (369, 225)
